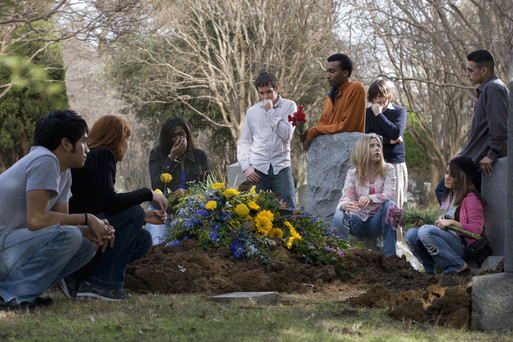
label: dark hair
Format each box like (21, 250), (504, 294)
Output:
(467, 49), (495, 73)
(254, 71), (278, 89)
(367, 79), (394, 102)
(158, 117), (195, 155)
(34, 110), (88, 151)
(87, 115), (132, 161)
(327, 53), (353, 77)
(442, 160), (486, 208)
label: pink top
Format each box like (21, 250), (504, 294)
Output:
(440, 192), (484, 244)
(336, 163), (396, 221)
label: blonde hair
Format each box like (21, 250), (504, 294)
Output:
(351, 133), (385, 185)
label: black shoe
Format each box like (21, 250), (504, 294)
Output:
(57, 276), (81, 299)
(76, 282), (131, 301)
(0, 296), (53, 312)
(445, 268), (471, 276)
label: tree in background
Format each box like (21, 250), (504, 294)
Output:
(103, 0), (345, 181)
(0, 0), (156, 169)
(340, 0), (513, 201)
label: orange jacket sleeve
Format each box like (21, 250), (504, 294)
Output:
(307, 81), (366, 141)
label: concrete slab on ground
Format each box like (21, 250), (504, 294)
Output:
(209, 292), (280, 305)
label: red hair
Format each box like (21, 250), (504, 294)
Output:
(87, 115), (132, 161)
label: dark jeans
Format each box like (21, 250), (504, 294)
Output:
(73, 205), (152, 290)
(435, 166), (481, 204)
(254, 165), (296, 208)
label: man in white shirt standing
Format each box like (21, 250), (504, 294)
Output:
(237, 71), (297, 208)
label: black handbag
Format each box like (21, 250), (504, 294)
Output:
(460, 231), (493, 268)
(452, 206), (493, 268)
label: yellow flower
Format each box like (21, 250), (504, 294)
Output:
(268, 228), (283, 239)
(154, 189), (163, 195)
(213, 183), (225, 190)
(286, 236), (294, 249)
(205, 201), (218, 210)
(223, 188), (240, 198)
(284, 221), (302, 240)
(249, 185), (256, 194)
(257, 210), (274, 222)
(254, 210), (274, 235)
(160, 173), (172, 184)
(235, 204), (250, 217)
(247, 201), (260, 211)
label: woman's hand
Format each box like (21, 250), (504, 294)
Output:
(169, 137), (187, 160)
(152, 191), (168, 212)
(173, 188), (190, 200)
(341, 201), (359, 214)
(435, 218), (453, 230)
(145, 210), (166, 224)
(357, 195), (371, 208)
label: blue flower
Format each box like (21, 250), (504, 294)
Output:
(165, 239), (181, 247)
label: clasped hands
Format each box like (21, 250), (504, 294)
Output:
(82, 216), (115, 253)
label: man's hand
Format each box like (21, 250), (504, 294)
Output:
(479, 156), (494, 177)
(299, 129), (308, 143)
(152, 191), (169, 212)
(390, 136), (403, 144)
(372, 103), (383, 116)
(169, 137), (187, 160)
(263, 99), (273, 111)
(243, 166), (261, 183)
(173, 188), (190, 200)
(88, 216), (115, 252)
(302, 137), (311, 151)
(145, 210), (167, 224)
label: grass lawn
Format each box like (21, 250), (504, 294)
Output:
(1, 289), (511, 341)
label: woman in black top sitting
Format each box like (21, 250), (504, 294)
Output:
(65, 115), (168, 301)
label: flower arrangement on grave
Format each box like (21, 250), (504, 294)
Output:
(163, 176), (356, 277)
(385, 203), (481, 239)
(288, 105), (306, 133)
(154, 172), (177, 206)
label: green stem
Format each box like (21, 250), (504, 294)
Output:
(446, 225), (481, 240)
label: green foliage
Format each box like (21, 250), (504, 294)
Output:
(164, 179), (357, 277)
(0, 20), (68, 167)
(404, 111), (430, 171)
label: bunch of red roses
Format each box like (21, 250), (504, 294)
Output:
(288, 105), (306, 132)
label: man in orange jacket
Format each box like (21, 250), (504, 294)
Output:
(301, 53), (366, 151)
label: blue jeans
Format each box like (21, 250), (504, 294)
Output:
(0, 226), (95, 303)
(255, 165), (296, 208)
(74, 206), (152, 290)
(331, 200), (397, 256)
(405, 225), (465, 273)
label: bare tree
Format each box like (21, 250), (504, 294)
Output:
(0, 0), (154, 99)
(340, 0), (513, 201)
(106, 0), (342, 144)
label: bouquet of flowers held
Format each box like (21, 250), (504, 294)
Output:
(288, 105), (306, 132)
(385, 204), (481, 240)
(162, 175), (356, 277)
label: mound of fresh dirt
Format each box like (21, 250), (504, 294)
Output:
(125, 240), (503, 328)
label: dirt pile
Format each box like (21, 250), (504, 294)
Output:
(125, 240), (502, 328)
